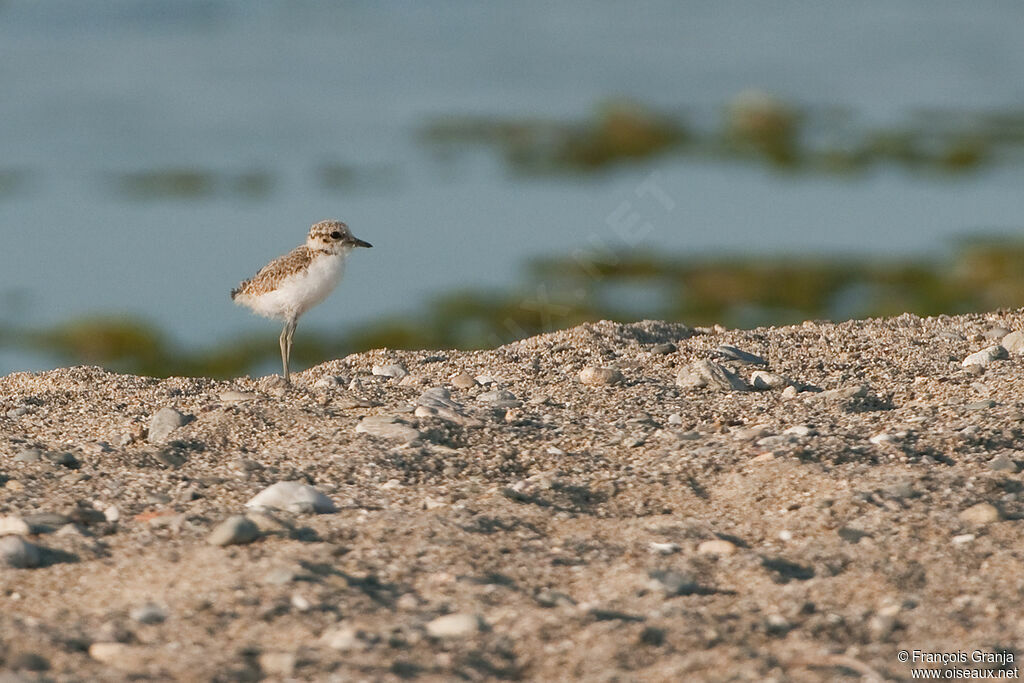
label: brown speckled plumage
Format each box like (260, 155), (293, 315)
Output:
(231, 245), (320, 299)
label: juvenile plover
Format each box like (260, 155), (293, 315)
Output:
(231, 219), (372, 383)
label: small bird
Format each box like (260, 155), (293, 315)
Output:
(231, 219), (372, 383)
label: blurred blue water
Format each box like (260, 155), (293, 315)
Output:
(2, 1), (1024, 374)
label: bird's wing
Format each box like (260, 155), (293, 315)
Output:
(232, 246), (313, 298)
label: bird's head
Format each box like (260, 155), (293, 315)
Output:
(308, 219), (373, 255)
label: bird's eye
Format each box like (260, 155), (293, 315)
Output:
(330, 231), (342, 239)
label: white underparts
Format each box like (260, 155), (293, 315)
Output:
(234, 253), (346, 322)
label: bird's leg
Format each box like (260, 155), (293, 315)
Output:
(287, 319), (296, 368)
(282, 318), (298, 384)
(279, 323), (290, 383)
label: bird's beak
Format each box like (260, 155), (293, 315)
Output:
(348, 237), (372, 248)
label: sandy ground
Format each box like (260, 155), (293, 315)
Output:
(3, 312), (1024, 682)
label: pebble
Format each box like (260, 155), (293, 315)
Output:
(207, 515), (262, 546)
(475, 375), (498, 385)
(951, 533), (976, 545)
(312, 375), (343, 390)
(0, 536), (41, 568)
(959, 503), (1001, 526)
(88, 643), (150, 670)
(579, 367), (624, 386)
(648, 569), (700, 596)
(675, 360), (748, 392)
(757, 434), (798, 449)
(765, 614), (792, 635)
(966, 399), (997, 411)
(219, 390), (257, 403)
(355, 415), (422, 442)
(415, 387), (471, 424)
(750, 371), (792, 390)
(148, 407), (189, 443)
(869, 432), (896, 445)
(259, 652), (296, 677)
(783, 424), (814, 436)
(477, 389), (522, 409)
(812, 384), (869, 401)
(667, 413), (683, 425)
(697, 539), (737, 555)
(13, 448), (42, 463)
(22, 512), (70, 533)
(9, 652), (49, 672)
(988, 454), (1019, 473)
(983, 327), (1011, 340)
(713, 344), (767, 365)
(130, 603), (167, 624)
(426, 613), (481, 639)
(781, 385), (799, 399)
(104, 506), (121, 523)
(650, 342), (676, 355)
(45, 452), (79, 469)
(246, 481), (337, 514)
(450, 372), (478, 389)
(732, 424), (771, 440)
(320, 625), (360, 650)
(961, 345), (1008, 368)
(1001, 330), (1024, 354)
(262, 567), (298, 585)
(648, 542), (680, 555)
(0, 516), (31, 536)
(372, 363), (408, 379)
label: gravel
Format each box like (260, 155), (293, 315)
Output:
(3, 312), (1024, 680)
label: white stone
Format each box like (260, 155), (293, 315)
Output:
(1001, 330), (1024, 354)
(0, 535), (40, 568)
(697, 539), (737, 555)
(207, 515), (262, 545)
(959, 503), (1001, 525)
(88, 643), (151, 670)
(579, 367), (624, 386)
(783, 425), (814, 437)
(219, 390), (258, 403)
(426, 613), (481, 639)
(0, 516), (31, 536)
(259, 652), (296, 677)
(148, 407), (189, 443)
(676, 360), (748, 392)
(246, 482), (337, 514)
(372, 363), (408, 379)
(321, 625), (359, 651)
(961, 345), (1008, 367)
(355, 415), (421, 442)
(648, 542), (680, 555)
(750, 371), (792, 390)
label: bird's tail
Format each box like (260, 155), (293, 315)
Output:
(230, 287), (240, 300)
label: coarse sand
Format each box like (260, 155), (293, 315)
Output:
(2, 312), (1024, 681)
